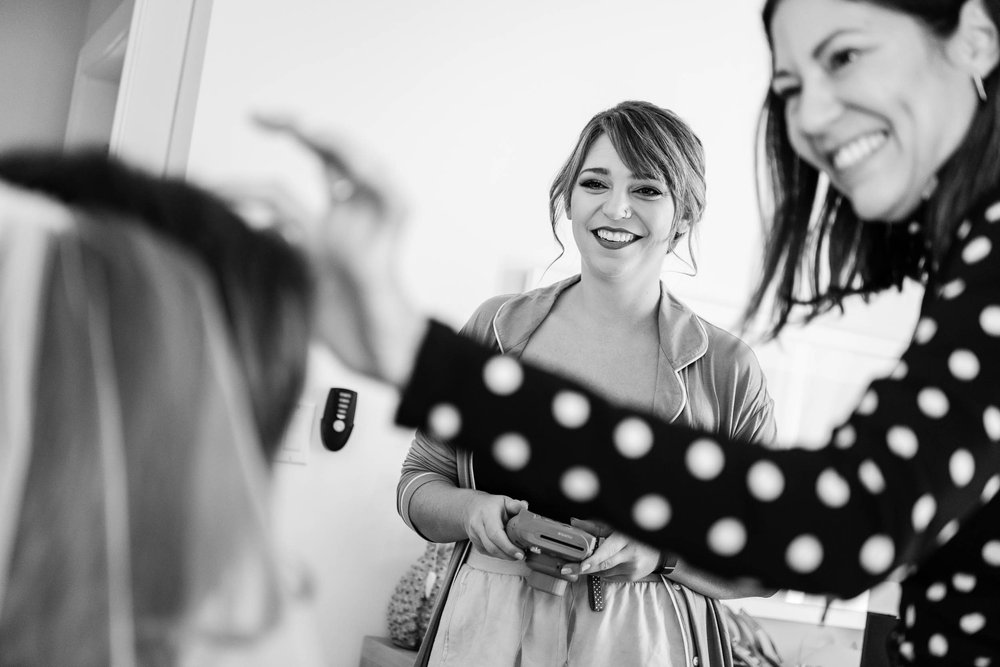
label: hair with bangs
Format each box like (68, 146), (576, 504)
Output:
(548, 100), (707, 253)
(747, 0), (1000, 338)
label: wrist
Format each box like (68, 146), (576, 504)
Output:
(656, 551), (678, 576)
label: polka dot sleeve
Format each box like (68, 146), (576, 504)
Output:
(395, 202), (1000, 598)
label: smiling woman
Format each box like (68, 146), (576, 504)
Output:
(394, 100), (777, 667)
(250, 0), (1000, 665)
(749, 0), (1000, 337)
(768, 0), (978, 224)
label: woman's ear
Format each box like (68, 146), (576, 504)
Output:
(668, 219), (691, 252)
(956, 0), (1000, 78)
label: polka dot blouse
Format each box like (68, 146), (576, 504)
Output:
(395, 197), (1000, 664)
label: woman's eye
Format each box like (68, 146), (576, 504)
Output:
(772, 84), (800, 102)
(635, 186), (662, 197)
(828, 47), (859, 71)
(579, 179), (607, 190)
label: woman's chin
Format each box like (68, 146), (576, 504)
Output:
(846, 190), (922, 224)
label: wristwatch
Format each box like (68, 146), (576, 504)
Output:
(656, 551), (678, 576)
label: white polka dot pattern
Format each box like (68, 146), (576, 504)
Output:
(708, 518), (746, 556)
(929, 634), (948, 657)
(686, 438), (725, 481)
(938, 520), (960, 545)
(560, 466), (600, 502)
(985, 200), (1000, 221)
(483, 356), (523, 395)
(887, 426), (919, 459)
(899, 642), (915, 661)
(974, 657), (993, 667)
(429, 404), (462, 439)
(906, 605), (916, 628)
(786, 534), (823, 573)
(860, 535), (895, 575)
(961, 613), (986, 634)
(834, 425), (856, 449)
(912, 494), (936, 532)
(953, 573), (977, 593)
(552, 391), (590, 428)
(984, 476), (1000, 503)
(983, 540), (1000, 567)
(950, 449), (975, 487)
(613, 418), (654, 459)
(927, 582), (947, 602)
(747, 461), (784, 502)
(949, 350), (980, 380)
(958, 219), (973, 239)
(982, 306), (1000, 336)
(985, 407), (1000, 441)
(915, 317), (937, 344)
(859, 460), (886, 494)
(918, 388), (949, 419)
(941, 279), (966, 300)
(632, 494), (671, 531)
(858, 390), (879, 415)
(492, 433), (531, 471)
(963, 237), (992, 264)
(816, 469), (850, 508)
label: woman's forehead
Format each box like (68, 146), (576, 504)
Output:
(769, 0), (917, 68)
(582, 136), (666, 182)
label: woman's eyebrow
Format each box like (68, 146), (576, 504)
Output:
(773, 27), (860, 78)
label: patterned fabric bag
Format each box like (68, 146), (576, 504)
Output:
(723, 606), (784, 666)
(386, 542), (455, 649)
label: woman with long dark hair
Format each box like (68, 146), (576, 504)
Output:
(266, 0), (1000, 663)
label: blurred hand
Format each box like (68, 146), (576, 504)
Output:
(253, 114), (426, 387)
(561, 518), (661, 582)
(463, 491), (529, 560)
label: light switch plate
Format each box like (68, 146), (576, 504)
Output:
(275, 401), (315, 465)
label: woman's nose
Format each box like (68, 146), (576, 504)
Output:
(792, 77), (843, 136)
(601, 188), (631, 221)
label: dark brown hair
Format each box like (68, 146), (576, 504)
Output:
(747, 0), (1000, 337)
(0, 150), (315, 459)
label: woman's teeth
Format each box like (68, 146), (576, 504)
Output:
(596, 229), (636, 243)
(832, 132), (887, 170)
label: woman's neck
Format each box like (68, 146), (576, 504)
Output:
(569, 271), (662, 329)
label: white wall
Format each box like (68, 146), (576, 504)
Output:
(0, 0), (90, 150)
(185, 1), (920, 663)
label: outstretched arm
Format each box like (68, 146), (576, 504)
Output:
(257, 117), (1000, 599)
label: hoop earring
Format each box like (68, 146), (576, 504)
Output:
(973, 73), (988, 103)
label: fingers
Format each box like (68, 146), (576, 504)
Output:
(569, 517), (613, 538)
(502, 496), (529, 519)
(253, 114), (357, 178)
(215, 180), (312, 243)
(466, 495), (525, 561)
(252, 113), (402, 220)
(470, 517), (523, 561)
(579, 532), (629, 574)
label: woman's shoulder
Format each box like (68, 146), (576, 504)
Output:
(460, 277), (579, 343)
(459, 294), (519, 342)
(697, 315), (766, 375)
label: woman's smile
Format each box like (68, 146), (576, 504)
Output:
(829, 130), (889, 171)
(593, 226), (642, 249)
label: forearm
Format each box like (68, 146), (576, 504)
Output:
(666, 558), (777, 600)
(407, 480), (478, 543)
